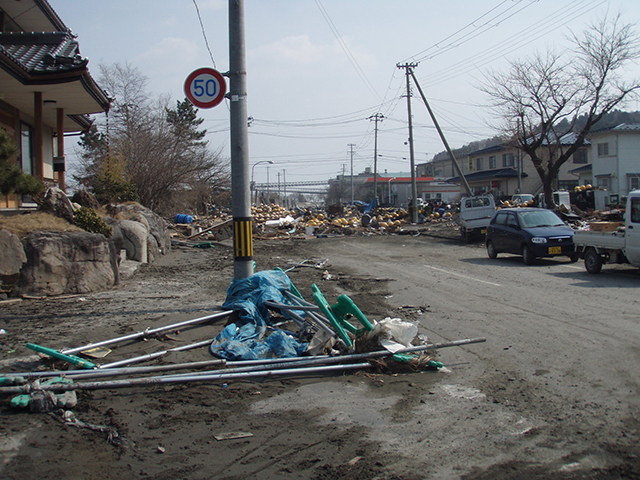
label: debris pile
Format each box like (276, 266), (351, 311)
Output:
(0, 267), (485, 444)
(499, 199), (536, 208)
(168, 202), (462, 243)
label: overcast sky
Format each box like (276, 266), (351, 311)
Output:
(50, 0), (640, 185)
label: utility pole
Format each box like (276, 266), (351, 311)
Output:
(408, 69), (472, 197)
(277, 171), (281, 202)
(368, 113), (384, 203)
(228, 0), (252, 279)
(398, 63), (419, 223)
(266, 166), (271, 202)
(348, 143), (355, 204)
(341, 164), (346, 203)
(282, 169), (287, 208)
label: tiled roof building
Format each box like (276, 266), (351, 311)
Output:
(0, 0), (109, 209)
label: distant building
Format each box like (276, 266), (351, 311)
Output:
(0, 0), (110, 210)
(418, 137), (591, 200)
(588, 123), (640, 209)
(329, 169), (459, 206)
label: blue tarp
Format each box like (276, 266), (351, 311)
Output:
(210, 269), (309, 360)
(364, 196), (377, 214)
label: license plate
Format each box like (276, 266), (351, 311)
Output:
(481, 229), (486, 234)
(548, 246), (562, 254)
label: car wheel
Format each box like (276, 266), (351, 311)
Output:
(569, 253), (580, 263)
(522, 245), (535, 265)
(487, 241), (498, 259)
(584, 249), (603, 274)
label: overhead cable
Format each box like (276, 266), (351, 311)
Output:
(314, 0), (381, 102)
(192, 0), (217, 68)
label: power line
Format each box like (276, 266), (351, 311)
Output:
(314, 0), (381, 102)
(192, 0), (217, 68)
(401, 0), (525, 64)
(417, 0), (606, 89)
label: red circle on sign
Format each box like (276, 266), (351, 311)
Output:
(184, 67), (226, 108)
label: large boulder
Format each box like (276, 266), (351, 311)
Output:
(71, 189), (100, 210)
(16, 231), (118, 297)
(118, 219), (149, 263)
(106, 203), (170, 255)
(40, 187), (75, 223)
(0, 229), (27, 293)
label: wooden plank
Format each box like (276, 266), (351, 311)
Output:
(589, 222), (624, 232)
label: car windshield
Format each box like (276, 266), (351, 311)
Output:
(517, 210), (565, 228)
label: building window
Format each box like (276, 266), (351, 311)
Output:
(629, 175), (640, 192)
(597, 176), (610, 189)
(476, 157), (484, 170)
(489, 156), (496, 169)
(558, 180), (578, 191)
(502, 153), (514, 167)
(21, 123), (34, 175)
(573, 149), (588, 164)
(631, 197), (640, 223)
(597, 143), (609, 157)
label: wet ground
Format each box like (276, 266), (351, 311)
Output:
(2, 229), (640, 479)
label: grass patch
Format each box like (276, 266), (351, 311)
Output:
(0, 212), (83, 239)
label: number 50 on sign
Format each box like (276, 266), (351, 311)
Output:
(184, 67), (227, 109)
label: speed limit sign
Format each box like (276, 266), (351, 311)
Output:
(184, 67), (227, 108)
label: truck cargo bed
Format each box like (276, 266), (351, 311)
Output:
(573, 230), (626, 250)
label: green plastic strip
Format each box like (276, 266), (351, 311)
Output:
(26, 343), (96, 369)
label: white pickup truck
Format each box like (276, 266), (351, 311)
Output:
(454, 194), (496, 242)
(573, 190), (640, 273)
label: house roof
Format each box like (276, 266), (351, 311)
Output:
(447, 167), (528, 183)
(569, 163), (592, 174)
(366, 176), (435, 183)
(0, 0), (67, 32)
(468, 143), (509, 157)
(0, 0), (109, 132)
(467, 133), (591, 157)
(0, 32), (89, 77)
(589, 123), (640, 136)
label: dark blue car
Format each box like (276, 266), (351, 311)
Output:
(485, 208), (578, 265)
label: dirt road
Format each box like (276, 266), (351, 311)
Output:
(1, 231), (640, 479)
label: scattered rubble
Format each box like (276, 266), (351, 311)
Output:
(0, 266), (485, 441)
(168, 202), (461, 243)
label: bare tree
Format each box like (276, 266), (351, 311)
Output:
(74, 62), (230, 213)
(482, 15), (640, 207)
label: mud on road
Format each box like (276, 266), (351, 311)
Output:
(1, 232), (640, 479)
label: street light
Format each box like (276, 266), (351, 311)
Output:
(387, 177), (396, 205)
(251, 160), (275, 184)
(251, 161), (274, 204)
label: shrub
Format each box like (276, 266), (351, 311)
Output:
(0, 128), (44, 198)
(73, 206), (113, 237)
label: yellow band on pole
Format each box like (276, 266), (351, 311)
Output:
(234, 217), (253, 260)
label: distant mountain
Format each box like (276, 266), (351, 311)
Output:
(431, 135), (505, 162)
(557, 110), (640, 133)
